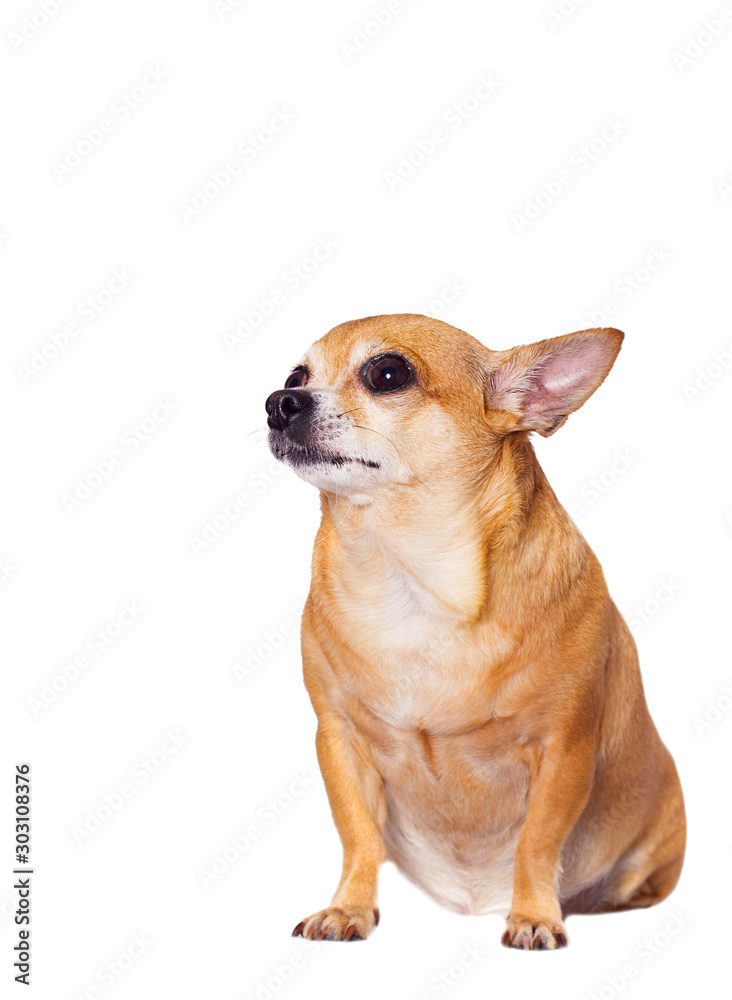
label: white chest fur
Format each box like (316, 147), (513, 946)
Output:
(324, 537), (515, 733)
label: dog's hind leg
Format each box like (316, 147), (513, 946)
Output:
(590, 847), (685, 914)
(589, 770), (686, 916)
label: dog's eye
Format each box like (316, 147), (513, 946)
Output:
(363, 355), (412, 393)
(285, 367), (308, 389)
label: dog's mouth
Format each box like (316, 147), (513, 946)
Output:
(269, 434), (380, 470)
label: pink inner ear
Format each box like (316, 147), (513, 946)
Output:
(522, 338), (612, 420)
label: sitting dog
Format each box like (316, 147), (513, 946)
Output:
(265, 314), (685, 950)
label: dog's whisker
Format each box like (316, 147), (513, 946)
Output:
(313, 478), (355, 548)
(352, 423), (402, 459)
(351, 422), (433, 494)
(411, 473), (434, 496)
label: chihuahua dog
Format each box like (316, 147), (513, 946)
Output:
(265, 315), (685, 950)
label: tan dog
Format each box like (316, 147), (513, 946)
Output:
(265, 314), (685, 950)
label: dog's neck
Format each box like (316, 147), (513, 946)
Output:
(315, 436), (577, 623)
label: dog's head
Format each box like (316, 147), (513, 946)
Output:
(265, 315), (623, 503)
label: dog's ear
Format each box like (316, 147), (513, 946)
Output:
(484, 328), (624, 437)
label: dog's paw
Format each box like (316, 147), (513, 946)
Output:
(501, 914), (568, 951)
(292, 906), (380, 942)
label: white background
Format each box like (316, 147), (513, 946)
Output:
(2, 1), (730, 998)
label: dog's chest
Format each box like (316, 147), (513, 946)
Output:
(311, 547), (535, 915)
(324, 571), (514, 733)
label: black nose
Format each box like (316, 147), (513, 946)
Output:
(265, 389), (313, 430)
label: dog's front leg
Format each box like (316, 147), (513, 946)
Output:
(503, 731), (595, 950)
(292, 708), (386, 941)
